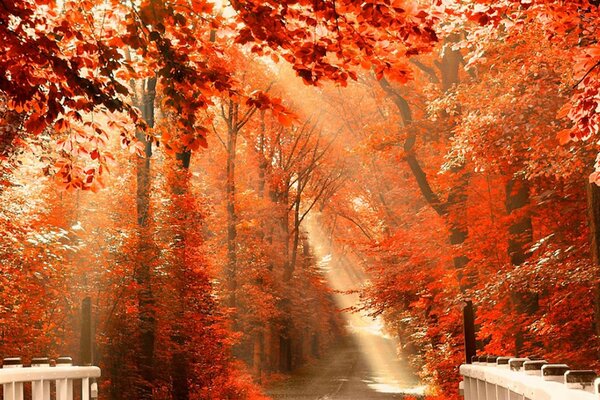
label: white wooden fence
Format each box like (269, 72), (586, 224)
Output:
(460, 355), (600, 400)
(1, 357), (100, 400)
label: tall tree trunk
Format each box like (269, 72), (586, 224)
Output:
(506, 178), (535, 354)
(506, 179), (533, 265)
(437, 34), (463, 91)
(226, 104), (239, 308)
(279, 180), (303, 371)
(287, 178), (302, 281)
(265, 323), (277, 372)
(268, 184), (291, 283)
(448, 171), (471, 288)
(169, 152), (192, 400)
(253, 113), (268, 379)
(252, 331), (264, 383)
(278, 185), (292, 372)
(267, 183), (293, 372)
(258, 110), (267, 198)
(136, 76), (157, 400)
(278, 322), (292, 372)
(587, 182), (600, 337)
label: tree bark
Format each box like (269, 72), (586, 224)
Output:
(168, 155), (193, 400)
(506, 179), (533, 266)
(258, 110), (267, 198)
(136, 76), (157, 400)
(587, 182), (600, 337)
(226, 103), (239, 308)
(437, 33), (463, 91)
(505, 178), (535, 354)
(252, 331), (264, 383)
(448, 171), (471, 288)
(287, 178), (302, 281)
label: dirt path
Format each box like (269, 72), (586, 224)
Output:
(266, 336), (424, 400)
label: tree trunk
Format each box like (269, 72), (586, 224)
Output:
(448, 171), (471, 288)
(505, 178), (536, 355)
(281, 184), (303, 370)
(171, 331), (189, 400)
(258, 110), (267, 198)
(265, 323), (277, 372)
(287, 179), (302, 281)
(438, 34), (463, 91)
(226, 119), (238, 308)
(278, 323), (292, 372)
(269, 185), (291, 282)
(252, 331), (264, 383)
(169, 154), (192, 400)
(587, 182), (600, 337)
(506, 179), (533, 265)
(277, 185), (292, 372)
(136, 76), (157, 400)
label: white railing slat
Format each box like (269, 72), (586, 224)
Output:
(67, 379), (74, 400)
(485, 380), (495, 399)
(82, 377), (90, 400)
(4, 382), (14, 400)
(31, 380), (43, 400)
(91, 380), (98, 399)
(43, 380), (50, 400)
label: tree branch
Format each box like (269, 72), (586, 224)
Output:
(573, 60), (600, 88)
(337, 212), (373, 240)
(378, 76), (446, 216)
(405, 154), (447, 216)
(410, 59), (440, 83)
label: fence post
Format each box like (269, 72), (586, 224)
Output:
(31, 357), (50, 400)
(56, 357), (73, 400)
(80, 297), (93, 366)
(3, 357), (24, 400)
(463, 299), (477, 364)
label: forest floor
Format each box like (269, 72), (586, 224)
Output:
(266, 335), (424, 400)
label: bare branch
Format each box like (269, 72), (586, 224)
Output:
(410, 59), (440, 83)
(336, 212), (373, 240)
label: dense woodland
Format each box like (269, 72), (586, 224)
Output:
(2, 0), (600, 399)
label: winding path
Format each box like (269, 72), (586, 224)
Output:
(266, 336), (424, 400)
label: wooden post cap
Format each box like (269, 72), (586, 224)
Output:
(31, 357), (50, 367)
(508, 358), (530, 371)
(497, 357), (512, 366)
(523, 360), (547, 375)
(56, 356), (73, 366)
(565, 370), (597, 391)
(541, 364), (570, 382)
(3, 357), (22, 367)
(486, 356), (499, 364)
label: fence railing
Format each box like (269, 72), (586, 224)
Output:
(1, 356), (100, 400)
(460, 355), (600, 400)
